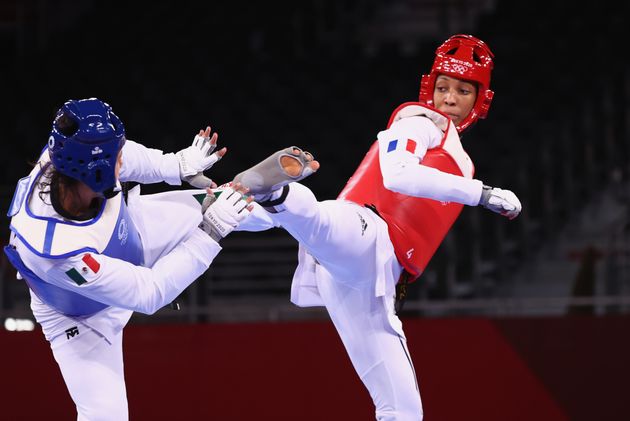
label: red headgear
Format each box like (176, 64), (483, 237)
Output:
(419, 34), (495, 132)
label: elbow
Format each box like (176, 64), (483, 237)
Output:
(382, 177), (396, 192)
(380, 159), (413, 194)
(143, 295), (169, 315)
(133, 303), (160, 315)
(382, 173), (406, 194)
(132, 296), (164, 315)
(143, 305), (160, 316)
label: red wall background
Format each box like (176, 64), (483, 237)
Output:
(1, 315), (627, 420)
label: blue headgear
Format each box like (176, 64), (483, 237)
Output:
(48, 98), (126, 194)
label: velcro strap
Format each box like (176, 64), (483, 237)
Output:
(258, 185), (290, 207)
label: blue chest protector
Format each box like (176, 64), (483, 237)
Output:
(5, 166), (144, 317)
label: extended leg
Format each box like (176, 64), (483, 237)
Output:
(237, 150), (423, 418)
(273, 183), (381, 279)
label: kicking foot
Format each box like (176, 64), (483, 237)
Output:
(233, 147), (319, 197)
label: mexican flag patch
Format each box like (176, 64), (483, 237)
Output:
(82, 253), (101, 273)
(66, 253), (101, 286)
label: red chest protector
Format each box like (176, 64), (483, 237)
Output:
(338, 102), (475, 279)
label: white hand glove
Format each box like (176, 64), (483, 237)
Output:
(176, 128), (223, 188)
(199, 187), (251, 242)
(479, 185), (522, 220)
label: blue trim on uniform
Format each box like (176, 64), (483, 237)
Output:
(24, 166), (107, 227)
(3, 245), (108, 317)
(387, 139), (398, 152)
(9, 225), (98, 259)
(43, 221), (56, 254)
(7, 176), (30, 217)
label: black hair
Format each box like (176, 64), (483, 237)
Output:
(55, 112), (79, 137)
(36, 162), (80, 205)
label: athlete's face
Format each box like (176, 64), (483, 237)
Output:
(433, 75), (477, 126)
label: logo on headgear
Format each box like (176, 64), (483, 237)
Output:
(452, 63), (468, 74)
(87, 159), (110, 170)
(48, 136), (55, 149)
(91, 146), (103, 155)
(118, 219), (128, 245)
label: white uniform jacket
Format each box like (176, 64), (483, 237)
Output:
(6, 141), (222, 343)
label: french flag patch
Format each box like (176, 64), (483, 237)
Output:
(387, 139), (417, 154)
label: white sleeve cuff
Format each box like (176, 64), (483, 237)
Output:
(160, 153), (183, 185)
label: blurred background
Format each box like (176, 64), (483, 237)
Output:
(1, 1), (629, 420)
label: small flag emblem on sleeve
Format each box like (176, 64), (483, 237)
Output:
(65, 254), (100, 286)
(405, 139), (417, 153)
(387, 139), (417, 154)
(82, 253), (100, 274)
(66, 268), (87, 286)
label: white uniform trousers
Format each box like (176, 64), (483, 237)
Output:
(271, 183), (423, 421)
(51, 327), (127, 421)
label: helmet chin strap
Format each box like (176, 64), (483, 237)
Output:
(102, 179), (122, 199)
